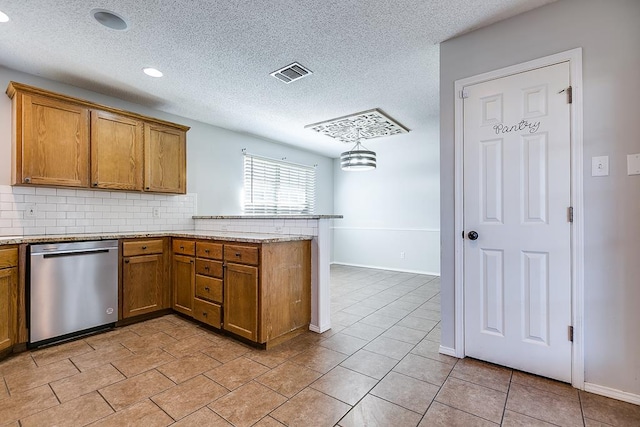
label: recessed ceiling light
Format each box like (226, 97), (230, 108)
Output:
(143, 67), (163, 78)
(0, 10), (10, 23)
(91, 9), (128, 31)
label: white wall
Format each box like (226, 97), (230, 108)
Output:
(0, 66), (334, 215)
(440, 0), (640, 396)
(333, 115), (440, 275)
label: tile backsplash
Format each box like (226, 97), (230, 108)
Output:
(0, 185), (196, 236)
(194, 218), (319, 236)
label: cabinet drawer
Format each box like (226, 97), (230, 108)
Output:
(122, 239), (163, 256)
(195, 259), (223, 278)
(193, 298), (222, 328)
(0, 248), (18, 269)
(224, 245), (259, 265)
(195, 275), (223, 303)
(173, 239), (195, 256)
(196, 242), (222, 260)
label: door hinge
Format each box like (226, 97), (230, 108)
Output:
(459, 89), (469, 99)
(568, 325), (574, 342)
(567, 207), (574, 223)
(559, 86), (573, 104)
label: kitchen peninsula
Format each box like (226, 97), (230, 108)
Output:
(0, 214), (340, 357)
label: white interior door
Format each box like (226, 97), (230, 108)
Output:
(463, 62), (572, 382)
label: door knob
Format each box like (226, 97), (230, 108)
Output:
(467, 231), (479, 240)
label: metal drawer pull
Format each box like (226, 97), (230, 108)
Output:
(142, 245), (147, 249)
(235, 253), (241, 257)
(203, 312), (207, 317)
(204, 266), (209, 270)
(204, 287), (210, 291)
(205, 249), (210, 253)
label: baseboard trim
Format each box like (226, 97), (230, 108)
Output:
(439, 345), (458, 358)
(330, 261), (440, 276)
(584, 382), (640, 405)
(309, 323), (331, 334)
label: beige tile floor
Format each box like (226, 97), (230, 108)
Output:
(1, 265), (639, 426)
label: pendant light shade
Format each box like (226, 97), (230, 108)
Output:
(340, 141), (376, 171)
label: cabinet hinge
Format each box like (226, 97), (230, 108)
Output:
(459, 89), (469, 99)
(568, 325), (574, 342)
(567, 86), (573, 104)
(567, 207), (573, 223)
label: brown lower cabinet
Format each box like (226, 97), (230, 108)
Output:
(121, 239), (170, 319)
(224, 263), (258, 341)
(0, 247), (18, 352)
(172, 238), (311, 347)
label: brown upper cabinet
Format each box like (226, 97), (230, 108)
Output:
(144, 123), (186, 193)
(91, 110), (144, 191)
(13, 93), (90, 187)
(6, 82), (189, 194)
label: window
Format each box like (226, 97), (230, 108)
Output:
(243, 154), (316, 214)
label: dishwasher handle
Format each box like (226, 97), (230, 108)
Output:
(41, 248), (113, 258)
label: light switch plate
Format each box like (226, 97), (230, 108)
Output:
(627, 153), (640, 175)
(592, 156), (609, 177)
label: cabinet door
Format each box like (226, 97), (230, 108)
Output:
(144, 124), (186, 194)
(20, 94), (90, 187)
(0, 267), (17, 352)
(173, 254), (194, 316)
(224, 262), (258, 341)
(91, 110), (143, 190)
(122, 254), (163, 318)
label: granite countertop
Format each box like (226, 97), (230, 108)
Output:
(0, 230), (314, 246)
(193, 215), (343, 219)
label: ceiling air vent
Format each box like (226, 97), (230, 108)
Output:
(271, 62), (312, 84)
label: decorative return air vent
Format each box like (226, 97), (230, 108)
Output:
(305, 108), (409, 143)
(270, 62), (313, 84)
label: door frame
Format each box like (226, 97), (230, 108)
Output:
(452, 48), (584, 388)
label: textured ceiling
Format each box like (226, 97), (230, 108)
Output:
(0, 0), (556, 157)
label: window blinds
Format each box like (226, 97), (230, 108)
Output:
(243, 154), (316, 214)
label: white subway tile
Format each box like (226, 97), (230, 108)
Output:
(126, 193), (141, 200)
(36, 219), (57, 227)
(46, 211), (66, 219)
(56, 189), (77, 197)
(56, 204), (76, 212)
(35, 187), (57, 196)
(24, 195), (47, 203)
(85, 226), (104, 233)
(1, 210), (22, 219)
(86, 212), (103, 219)
(110, 192), (127, 199)
(66, 226), (85, 234)
(76, 190), (94, 198)
(76, 219), (93, 226)
(45, 226), (67, 234)
(56, 219), (76, 227)
(24, 227), (45, 235)
(12, 187), (36, 195)
(66, 197), (85, 204)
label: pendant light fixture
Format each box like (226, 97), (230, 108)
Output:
(340, 128), (376, 171)
(305, 108), (409, 172)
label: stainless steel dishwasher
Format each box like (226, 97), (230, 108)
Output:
(30, 240), (118, 345)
